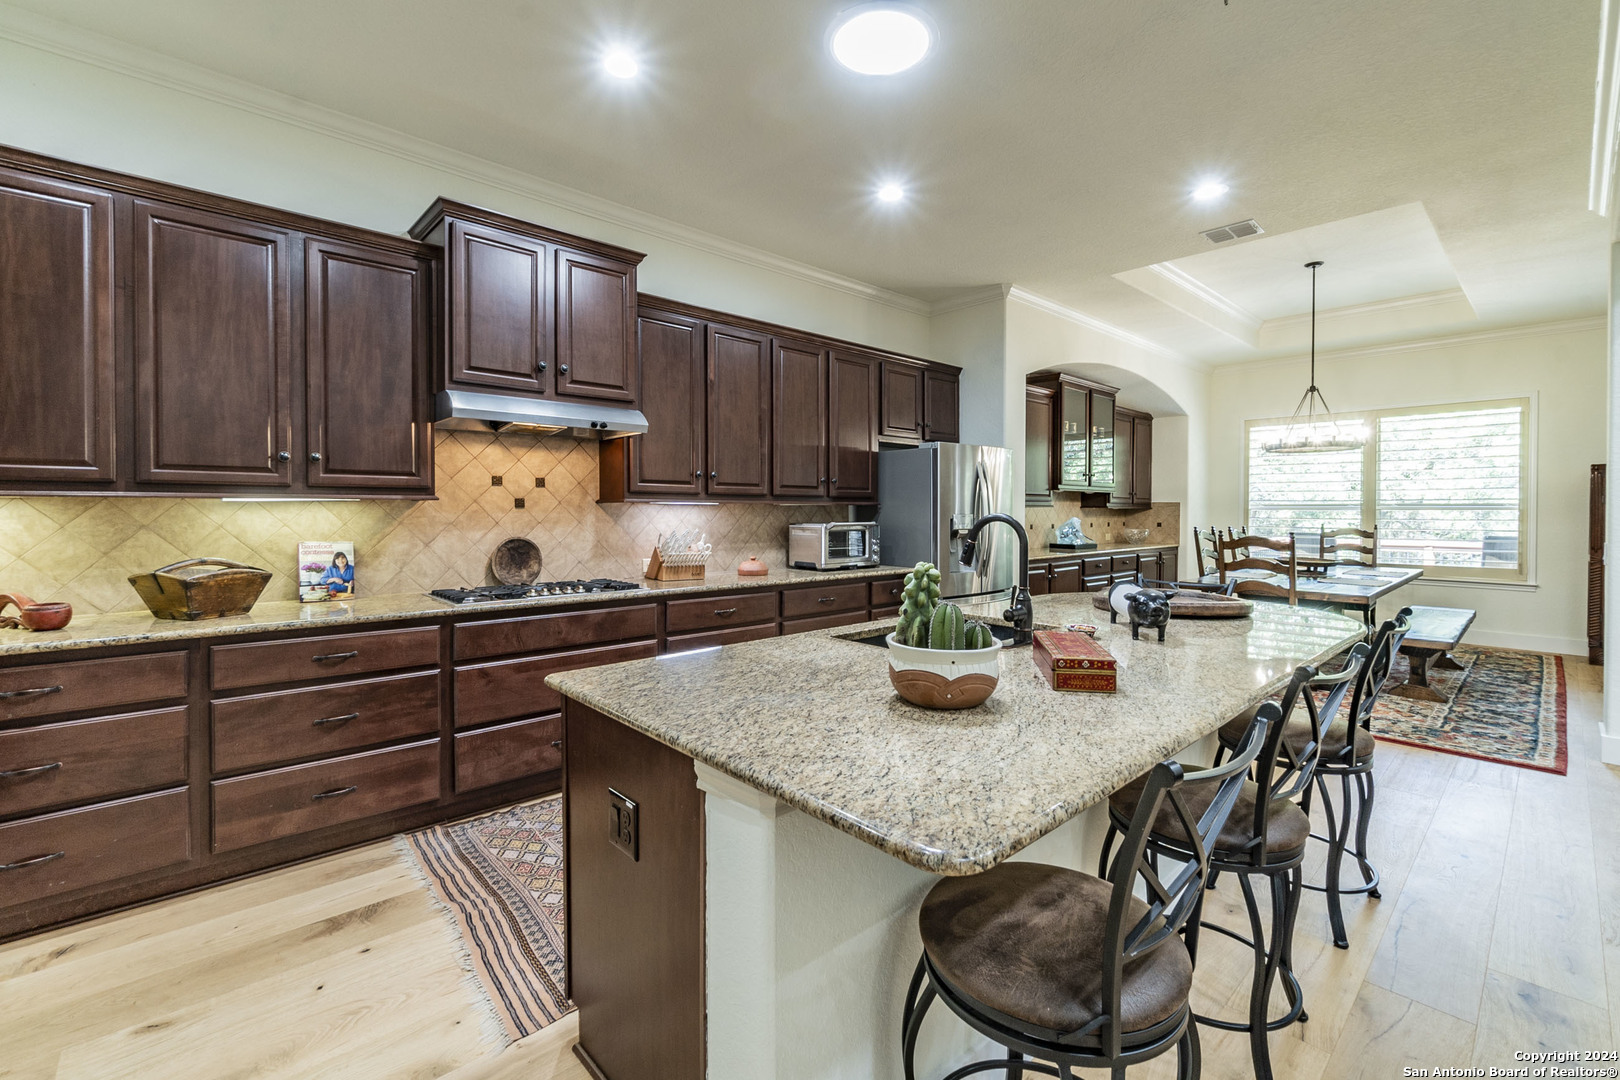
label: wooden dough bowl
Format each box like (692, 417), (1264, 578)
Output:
(888, 668), (1000, 710)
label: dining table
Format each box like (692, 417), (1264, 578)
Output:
(1199, 563), (1424, 627)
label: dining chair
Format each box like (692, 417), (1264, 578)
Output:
(1194, 527), (1221, 578)
(1321, 526), (1377, 566)
(1217, 532), (1299, 606)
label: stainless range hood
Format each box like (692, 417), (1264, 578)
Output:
(433, 389), (648, 439)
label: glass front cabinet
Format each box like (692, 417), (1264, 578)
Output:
(1030, 373), (1118, 495)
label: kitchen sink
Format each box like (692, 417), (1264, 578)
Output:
(843, 622), (1031, 649)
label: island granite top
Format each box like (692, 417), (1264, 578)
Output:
(0, 565), (909, 658)
(548, 595), (1365, 876)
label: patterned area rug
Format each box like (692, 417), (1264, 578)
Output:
(1373, 646), (1567, 775)
(397, 796), (572, 1042)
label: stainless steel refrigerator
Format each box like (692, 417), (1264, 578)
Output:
(875, 443), (1017, 604)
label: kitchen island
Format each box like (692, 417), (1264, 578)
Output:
(547, 594), (1366, 1080)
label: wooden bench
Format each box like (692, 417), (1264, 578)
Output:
(1390, 605), (1477, 703)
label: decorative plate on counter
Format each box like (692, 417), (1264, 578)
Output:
(1090, 589), (1252, 618)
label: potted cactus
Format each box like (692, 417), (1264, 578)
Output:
(886, 562), (1003, 709)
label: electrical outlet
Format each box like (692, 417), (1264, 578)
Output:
(608, 788), (638, 861)
(491, 475), (503, 487)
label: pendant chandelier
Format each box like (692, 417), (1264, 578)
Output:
(1262, 260), (1366, 454)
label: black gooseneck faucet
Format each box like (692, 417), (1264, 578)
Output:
(959, 513), (1034, 646)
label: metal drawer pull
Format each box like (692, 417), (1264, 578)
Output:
(311, 651), (359, 662)
(550, 740), (563, 749)
(713, 608), (738, 616)
(0, 685), (63, 701)
(0, 762), (62, 779)
(312, 786), (358, 801)
(818, 596), (836, 604)
(0, 851), (65, 872)
(312, 713), (359, 727)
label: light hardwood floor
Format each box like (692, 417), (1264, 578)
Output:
(2, 658), (1614, 1079)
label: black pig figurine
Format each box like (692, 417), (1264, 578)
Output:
(1127, 588), (1171, 642)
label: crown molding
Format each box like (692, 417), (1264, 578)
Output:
(926, 284), (1013, 317)
(1259, 287), (1475, 331)
(0, 3), (935, 318)
(1145, 262), (1263, 336)
(1210, 315), (1607, 377)
(1005, 286), (1193, 364)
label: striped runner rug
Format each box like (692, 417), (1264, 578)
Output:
(397, 796), (572, 1043)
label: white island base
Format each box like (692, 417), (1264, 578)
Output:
(697, 736), (1216, 1080)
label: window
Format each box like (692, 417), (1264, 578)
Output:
(1244, 399), (1530, 581)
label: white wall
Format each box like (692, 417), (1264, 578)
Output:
(926, 296), (1008, 449)
(0, 32), (933, 358)
(1207, 323), (1607, 655)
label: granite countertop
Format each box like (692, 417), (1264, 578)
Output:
(548, 595), (1364, 877)
(0, 565), (910, 658)
(1029, 540), (1178, 560)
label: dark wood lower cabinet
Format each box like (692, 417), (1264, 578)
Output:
(454, 714), (563, 793)
(0, 788), (190, 904)
(565, 700), (705, 1080)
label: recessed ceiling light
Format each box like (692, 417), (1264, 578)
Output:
(876, 182), (906, 203)
(602, 47), (639, 79)
(1192, 180), (1230, 202)
(831, 4), (934, 76)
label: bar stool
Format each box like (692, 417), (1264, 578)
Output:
(1101, 649), (1367, 1080)
(1299, 608), (1413, 948)
(900, 704), (1278, 1080)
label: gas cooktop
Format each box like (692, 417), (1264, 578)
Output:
(429, 579), (643, 605)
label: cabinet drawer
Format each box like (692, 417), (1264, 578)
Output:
(781, 610), (870, 635)
(665, 623), (779, 654)
(212, 671), (441, 774)
(454, 714), (561, 793)
(869, 578), (904, 608)
(455, 640), (657, 729)
(1112, 554), (1139, 573)
(0, 652), (187, 723)
(0, 707), (187, 819)
(870, 605), (901, 620)
(1081, 556), (1111, 577)
(1083, 576), (1111, 593)
(665, 592), (777, 634)
(211, 740), (440, 853)
(0, 788), (190, 905)
(454, 603), (658, 661)
(212, 627), (439, 691)
(780, 582), (867, 619)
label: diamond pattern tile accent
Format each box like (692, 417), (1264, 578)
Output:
(0, 430), (852, 614)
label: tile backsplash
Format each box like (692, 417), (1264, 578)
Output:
(1025, 494), (1181, 549)
(0, 430), (850, 615)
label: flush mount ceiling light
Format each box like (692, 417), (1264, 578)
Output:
(876, 181), (906, 203)
(1191, 180), (1230, 202)
(831, 3), (935, 75)
(602, 46), (639, 79)
(1263, 261), (1367, 455)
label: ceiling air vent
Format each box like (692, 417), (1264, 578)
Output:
(1200, 219), (1264, 244)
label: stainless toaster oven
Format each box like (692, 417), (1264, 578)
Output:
(788, 522), (880, 570)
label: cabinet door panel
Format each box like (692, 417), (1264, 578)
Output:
(1089, 391), (1117, 493)
(133, 201), (292, 486)
(627, 311), (704, 496)
(1133, 416), (1152, 505)
(705, 324), (771, 498)
(923, 368), (959, 442)
(770, 337), (827, 498)
(828, 351), (879, 501)
(0, 168), (116, 483)
(449, 221), (548, 394)
(1024, 387), (1053, 500)
(554, 248), (636, 404)
(880, 361), (924, 442)
(305, 238), (432, 491)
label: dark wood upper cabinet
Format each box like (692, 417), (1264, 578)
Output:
(880, 360), (925, 443)
(132, 200), (293, 487)
(1110, 408), (1153, 509)
(1025, 384), (1054, 504)
(923, 367), (960, 443)
(624, 309), (704, 497)
(771, 337), (828, 499)
(0, 167), (116, 484)
(555, 248), (637, 404)
(446, 219), (548, 395)
(706, 324), (772, 498)
(304, 237), (433, 492)
(827, 350), (879, 502)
